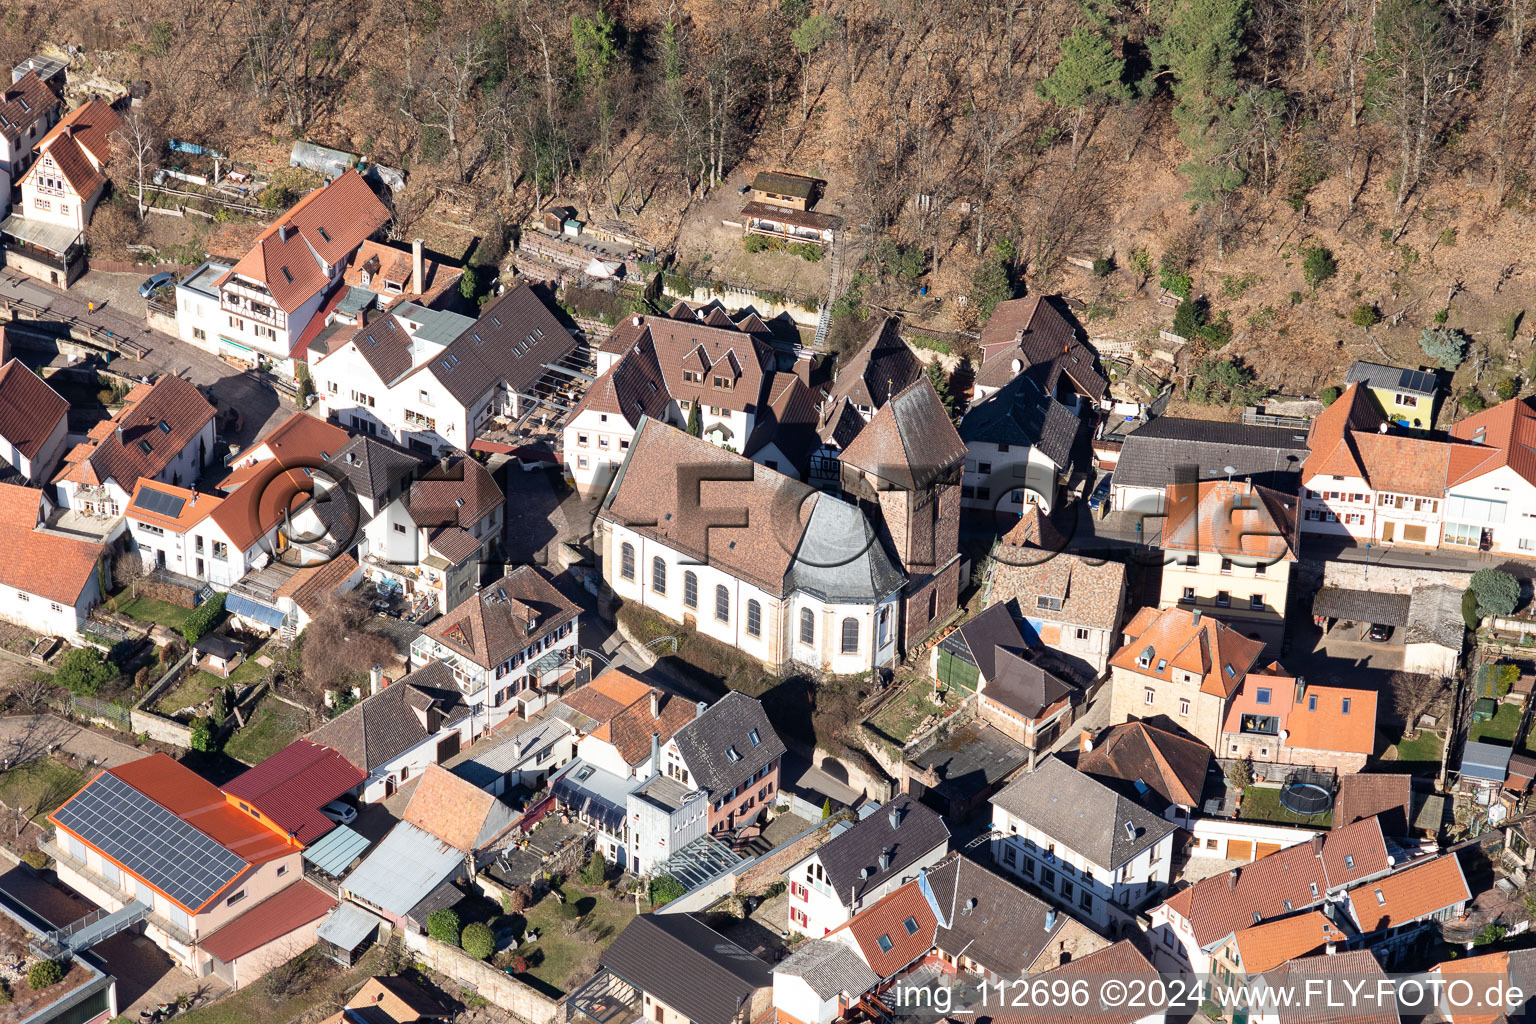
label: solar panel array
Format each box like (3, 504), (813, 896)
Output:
(54, 773), (247, 910)
(131, 488), (187, 520)
(1398, 368), (1437, 395)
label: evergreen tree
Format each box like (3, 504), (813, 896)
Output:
(686, 399), (702, 437)
(925, 362), (954, 415)
(1038, 29), (1127, 169)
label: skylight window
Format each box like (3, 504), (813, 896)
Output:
(280, 267), (294, 283)
(137, 440), (153, 455)
(1374, 888), (1385, 906)
(876, 934), (893, 953)
(903, 916), (919, 935)
(748, 729), (760, 746)
(575, 765), (595, 782)
(1309, 882), (1320, 898)
(491, 317), (502, 328)
(1344, 855), (1355, 870)
(1225, 664), (1236, 678)
(725, 746), (740, 763)
(158, 420), (171, 433)
(441, 354), (459, 371)
(317, 226), (332, 242)
(473, 333), (484, 344)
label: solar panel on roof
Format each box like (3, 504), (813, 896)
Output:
(132, 488), (187, 519)
(54, 773), (247, 910)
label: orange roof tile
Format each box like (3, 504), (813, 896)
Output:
(212, 414), (351, 550)
(1349, 855), (1469, 933)
(1450, 397), (1536, 486)
(1435, 952), (1510, 1024)
(1110, 606), (1265, 697)
(1222, 669), (1376, 757)
(198, 880), (336, 962)
(837, 879), (937, 979)
(0, 483), (102, 605)
(124, 480), (223, 531)
(1162, 478), (1299, 561)
(1229, 911), (1344, 974)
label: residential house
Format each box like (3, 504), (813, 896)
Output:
(982, 530), (1128, 679)
(741, 171), (838, 246)
(748, 170), (819, 211)
(342, 238), (462, 311)
(1110, 417), (1311, 515)
(0, 886), (117, 1024)
(809, 317), (923, 487)
(990, 756), (1178, 933)
(340, 765), (519, 930)
(0, 358), (68, 483)
(46, 754), (335, 985)
(1445, 397), (1536, 555)
(318, 975), (452, 1024)
(1424, 950), (1536, 1024)
(448, 716), (577, 797)
(53, 374), (218, 538)
(306, 661), (476, 802)
(409, 567), (580, 728)
(670, 690), (787, 834)
(0, 482), (103, 635)
(1074, 719), (1215, 823)
(1221, 669), (1377, 772)
(1106, 606), (1267, 751)
(1333, 774), (1414, 838)
(547, 669), (701, 872)
(1345, 361), (1439, 429)
(1, 98), (116, 285)
(175, 170), (392, 372)
(573, 914), (771, 1024)
(599, 418), (908, 674)
(1250, 950), (1401, 1024)
(1146, 816), (1392, 974)
(783, 795), (949, 937)
(1344, 854), (1470, 966)
(1206, 910), (1347, 1019)
(223, 739), (366, 846)
(0, 70), (61, 217)
(972, 296), (1107, 410)
(958, 373), (1088, 514)
(314, 284), (578, 453)
(930, 603), (1081, 757)
(1157, 478), (1300, 652)
(1009, 941), (1167, 1024)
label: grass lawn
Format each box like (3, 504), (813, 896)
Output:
(224, 698), (312, 765)
(108, 593), (198, 632)
(868, 677), (945, 745)
(511, 880), (638, 996)
(155, 641), (275, 718)
(0, 758), (87, 827)
(1239, 785), (1333, 828)
(1388, 730), (1445, 772)
(1470, 703), (1523, 745)
(175, 945), (386, 1024)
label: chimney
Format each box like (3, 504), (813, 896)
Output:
(412, 238), (425, 295)
(1227, 869), (1239, 891)
(695, 700), (707, 719)
(115, 425), (124, 446)
(650, 691), (660, 719)
(1079, 728), (1096, 754)
(370, 664), (383, 696)
(277, 224), (290, 242)
(1044, 909), (1057, 930)
(878, 848), (891, 872)
(888, 804), (903, 830)
(651, 733), (661, 775)
(1244, 475), (1253, 493)
(358, 306), (368, 327)
(1191, 608), (1202, 625)
(1310, 834), (1325, 858)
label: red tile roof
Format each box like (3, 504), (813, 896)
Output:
(31, 99), (118, 198)
(124, 480), (222, 531)
(0, 484), (102, 605)
(106, 755), (296, 863)
(1222, 669), (1376, 758)
(1348, 854), (1469, 933)
(559, 669), (697, 766)
(198, 881), (336, 962)
(1162, 478), (1300, 561)
(1228, 911), (1345, 975)
(0, 359), (66, 459)
(212, 413), (351, 550)
(838, 878), (937, 980)
(1111, 606), (1265, 698)
(224, 739), (365, 846)
(1450, 397), (1536, 486)
(54, 375), (216, 492)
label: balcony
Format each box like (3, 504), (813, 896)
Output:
(39, 833), (196, 948)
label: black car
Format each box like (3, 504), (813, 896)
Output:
(1366, 622), (1393, 642)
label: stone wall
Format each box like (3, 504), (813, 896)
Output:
(734, 819), (839, 896)
(402, 929), (559, 1024)
(134, 578), (200, 609)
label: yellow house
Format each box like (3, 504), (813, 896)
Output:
(1344, 361), (1438, 429)
(1157, 478), (1300, 653)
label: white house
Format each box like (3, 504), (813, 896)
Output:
(0, 70), (61, 218)
(1445, 397), (1536, 555)
(14, 98), (117, 236)
(0, 483), (103, 636)
(0, 358), (68, 483)
(958, 373), (1087, 514)
(989, 756), (1177, 933)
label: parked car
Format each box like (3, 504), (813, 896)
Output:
(1366, 622), (1393, 643)
(138, 271), (175, 298)
(320, 799), (357, 825)
(1088, 473), (1113, 513)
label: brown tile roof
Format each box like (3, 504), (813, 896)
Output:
(1258, 949), (1399, 1024)
(1347, 854), (1469, 933)
(198, 881), (336, 962)
(986, 550), (1126, 631)
(305, 661), (470, 772)
(1228, 911), (1344, 975)
(838, 378), (967, 491)
(560, 669), (697, 766)
(991, 942), (1159, 1024)
(1111, 606), (1265, 698)
(1162, 479), (1300, 561)
(124, 480), (222, 531)
(0, 72), (59, 145)
(345, 977), (451, 1022)
(406, 455), (504, 530)
(275, 553), (360, 615)
(212, 414), (351, 550)
(0, 483), (102, 604)
(402, 764), (518, 851)
(343, 240), (461, 309)
(31, 99), (118, 197)
(54, 374), (215, 491)
(222, 170), (391, 314)
(1450, 396), (1536, 487)
(1076, 720), (1211, 809)
(820, 317), (923, 423)
(974, 295), (1107, 400)
(836, 878), (937, 980)
(566, 332), (672, 427)
(1159, 817), (1390, 947)
(744, 372), (821, 476)
(421, 566), (578, 670)
(0, 359), (66, 459)
(639, 316), (773, 415)
(1335, 773), (1413, 835)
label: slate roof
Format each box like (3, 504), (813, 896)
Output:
(672, 691), (785, 799)
(984, 648), (1077, 720)
(784, 491), (906, 603)
(0, 359), (66, 459)
(224, 739), (365, 845)
(802, 795), (949, 907)
(1333, 774), (1413, 836)
(0, 72), (58, 145)
(306, 662), (471, 773)
(991, 757), (1176, 870)
(54, 374), (216, 492)
(986, 551), (1126, 631)
(839, 378), (967, 491)
(817, 317), (924, 444)
(1407, 584), (1469, 649)
(0, 484), (102, 605)
(421, 284), (578, 406)
(330, 435), (424, 510)
(927, 854), (1073, 976)
(421, 567), (578, 671)
(1076, 720), (1212, 810)
(402, 765), (519, 852)
(1110, 606), (1265, 698)
(974, 296), (1107, 401)
(600, 914), (771, 1024)
(774, 939), (880, 1000)
(941, 602), (1024, 678)
(959, 373), (1085, 468)
(1311, 588), (1412, 627)
(1112, 416), (1311, 493)
(1346, 361), (1437, 398)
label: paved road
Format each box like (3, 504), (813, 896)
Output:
(0, 715), (146, 771)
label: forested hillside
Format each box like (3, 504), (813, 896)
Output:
(6, 0), (1532, 406)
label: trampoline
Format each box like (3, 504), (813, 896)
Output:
(1279, 770), (1334, 815)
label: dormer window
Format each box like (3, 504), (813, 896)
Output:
(713, 375), (735, 390)
(1136, 645), (1154, 669)
(725, 746), (740, 762)
(1036, 595), (1063, 612)
(683, 369), (703, 383)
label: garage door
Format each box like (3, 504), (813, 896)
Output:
(1255, 842), (1282, 859)
(1227, 840), (1253, 861)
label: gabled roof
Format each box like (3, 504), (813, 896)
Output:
(983, 648), (1077, 721)
(1346, 361), (1437, 398)
(744, 371), (821, 478)
(421, 566), (579, 671)
(819, 317), (923, 426)
(344, 977), (452, 1023)
(1333, 774), (1413, 836)
(306, 662), (471, 773)
(990, 757), (1176, 870)
(567, 332), (672, 428)
(1162, 478), (1300, 562)
(838, 877), (939, 979)
(986, 551), (1127, 631)
(1227, 910), (1345, 975)
(0, 359), (66, 459)
(211, 413), (351, 551)
(558, 669), (698, 767)
(31, 99), (118, 197)
(1347, 854), (1470, 933)
(420, 284), (579, 406)
(401, 765), (519, 852)
(1450, 396), (1536, 487)
(1110, 606), (1265, 698)
(1222, 669), (1376, 759)
(198, 881), (336, 963)
(343, 240), (462, 309)
(0, 72), (58, 145)
(942, 602), (1024, 679)
(1113, 416), (1311, 494)
(959, 373), (1085, 468)
(927, 853), (1079, 976)
(750, 171), (817, 199)
(1304, 383), (1383, 480)
(404, 454), (504, 530)
(0, 484), (101, 605)
(839, 378), (967, 490)
(1257, 950), (1399, 1024)
(54, 374), (216, 492)
(1012, 941), (1160, 1024)
(975, 296), (1107, 400)
(1077, 720), (1212, 810)
(125, 479), (222, 532)
(224, 739), (366, 846)
(328, 434), (424, 510)
(801, 795), (949, 907)
(600, 914), (771, 1024)
(773, 939), (880, 1001)
(672, 692), (785, 799)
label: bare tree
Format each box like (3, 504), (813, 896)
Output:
(421, 27), (491, 182)
(1386, 670), (1450, 734)
(301, 594), (396, 695)
(111, 110), (159, 219)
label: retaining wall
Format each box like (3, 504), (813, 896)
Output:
(402, 929), (559, 1024)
